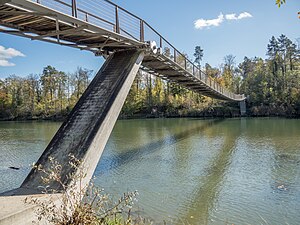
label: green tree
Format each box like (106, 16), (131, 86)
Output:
(238, 57), (255, 79)
(72, 67), (92, 100)
(40, 65), (59, 114)
(204, 63), (220, 79)
(194, 46), (204, 68)
(0, 80), (9, 114)
(222, 55), (236, 90)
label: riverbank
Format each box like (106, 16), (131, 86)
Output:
(120, 102), (300, 119)
(1, 103), (300, 121)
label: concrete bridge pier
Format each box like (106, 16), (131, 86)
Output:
(239, 100), (246, 116)
(0, 49), (144, 224)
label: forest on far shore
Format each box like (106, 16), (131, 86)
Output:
(0, 34), (300, 120)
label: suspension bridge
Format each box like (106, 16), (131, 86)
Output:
(0, 0), (246, 224)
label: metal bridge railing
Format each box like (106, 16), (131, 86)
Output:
(32, 0), (244, 101)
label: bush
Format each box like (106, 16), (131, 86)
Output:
(25, 155), (150, 225)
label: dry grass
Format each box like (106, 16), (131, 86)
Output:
(25, 155), (152, 225)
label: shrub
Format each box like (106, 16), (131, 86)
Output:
(25, 155), (150, 225)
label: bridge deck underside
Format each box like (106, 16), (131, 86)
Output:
(0, 4), (142, 53)
(142, 54), (232, 101)
(0, 0), (245, 101)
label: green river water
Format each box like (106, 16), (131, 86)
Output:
(0, 118), (299, 224)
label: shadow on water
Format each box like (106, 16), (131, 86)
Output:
(177, 120), (242, 225)
(95, 119), (225, 176)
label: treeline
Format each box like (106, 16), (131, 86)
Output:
(0, 66), (92, 120)
(239, 34), (300, 116)
(122, 34), (300, 118)
(0, 34), (300, 120)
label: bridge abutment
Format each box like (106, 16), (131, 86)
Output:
(239, 100), (246, 116)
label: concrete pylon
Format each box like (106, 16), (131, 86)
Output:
(19, 49), (144, 193)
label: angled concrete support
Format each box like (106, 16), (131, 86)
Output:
(22, 49), (144, 192)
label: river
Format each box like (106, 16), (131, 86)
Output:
(0, 118), (299, 224)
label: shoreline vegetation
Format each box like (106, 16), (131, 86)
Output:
(1, 34), (300, 121)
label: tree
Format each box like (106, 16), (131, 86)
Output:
(221, 55), (236, 90)
(267, 36), (280, 75)
(238, 57), (255, 79)
(72, 67), (92, 100)
(194, 46), (204, 68)
(56, 71), (68, 113)
(204, 63), (220, 79)
(40, 65), (59, 113)
(0, 80), (8, 112)
(266, 35), (300, 96)
(22, 74), (39, 116)
(224, 55), (236, 72)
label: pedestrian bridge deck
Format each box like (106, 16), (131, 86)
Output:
(0, 0), (245, 101)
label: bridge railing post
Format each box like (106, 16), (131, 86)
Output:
(85, 12), (88, 22)
(115, 6), (120, 34)
(174, 49), (177, 63)
(72, 0), (77, 18)
(140, 20), (144, 42)
(159, 37), (162, 49)
(193, 65), (195, 76)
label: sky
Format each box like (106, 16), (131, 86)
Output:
(0, 0), (299, 78)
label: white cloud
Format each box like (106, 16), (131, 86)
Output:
(237, 12), (252, 19)
(0, 45), (25, 67)
(194, 13), (224, 29)
(195, 12), (252, 29)
(0, 59), (15, 66)
(225, 13), (238, 20)
(225, 12), (252, 20)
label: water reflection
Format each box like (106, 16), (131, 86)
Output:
(95, 119), (224, 175)
(178, 120), (241, 225)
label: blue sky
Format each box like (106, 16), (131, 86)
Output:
(0, 0), (299, 78)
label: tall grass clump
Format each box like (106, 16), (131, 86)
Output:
(25, 155), (151, 225)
